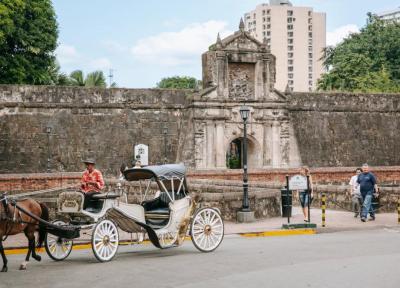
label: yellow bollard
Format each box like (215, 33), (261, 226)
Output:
(398, 198), (400, 224)
(321, 193), (326, 227)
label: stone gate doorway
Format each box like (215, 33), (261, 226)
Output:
(226, 137), (260, 169)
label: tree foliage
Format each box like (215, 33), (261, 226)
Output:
(156, 76), (201, 89)
(68, 70), (107, 87)
(0, 0), (58, 84)
(318, 14), (400, 93)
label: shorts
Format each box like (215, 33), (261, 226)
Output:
(299, 191), (310, 208)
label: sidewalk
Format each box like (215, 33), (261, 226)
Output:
(3, 206), (399, 249)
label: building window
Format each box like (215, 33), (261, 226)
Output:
(267, 24), (271, 29)
(262, 10), (266, 15)
(288, 52), (293, 58)
(267, 9), (270, 15)
(309, 53), (313, 58)
(308, 46), (313, 52)
(267, 31), (271, 36)
(288, 10), (293, 16)
(254, 13), (256, 19)
(267, 17), (271, 22)
(309, 60), (313, 65)
(308, 32), (313, 38)
(287, 24), (293, 30)
(309, 73), (313, 79)
(263, 31), (266, 36)
(263, 17), (266, 22)
(288, 32), (293, 37)
(308, 66), (312, 72)
(253, 20), (256, 24)
(308, 39), (312, 45)
(287, 17), (292, 23)
(263, 24), (266, 29)
(308, 18), (312, 24)
(309, 80), (313, 85)
(288, 45), (293, 51)
(288, 39), (293, 44)
(288, 80), (294, 85)
(288, 73), (293, 79)
(288, 59), (293, 65)
(288, 66), (294, 72)
(309, 25), (312, 31)
(308, 11), (312, 17)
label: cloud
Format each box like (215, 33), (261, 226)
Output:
(327, 24), (359, 46)
(131, 20), (233, 66)
(90, 57), (112, 70)
(56, 44), (80, 65)
(102, 40), (128, 53)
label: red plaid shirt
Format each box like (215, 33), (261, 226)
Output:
(80, 169), (105, 193)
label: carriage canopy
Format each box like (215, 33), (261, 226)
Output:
(123, 163), (186, 181)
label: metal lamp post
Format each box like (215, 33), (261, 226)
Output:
(163, 125), (168, 164)
(46, 126), (52, 172)
(239, 106), (250, 212)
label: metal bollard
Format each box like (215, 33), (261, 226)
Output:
(321, 193), (326, 227)
(398, 198), (400, 224)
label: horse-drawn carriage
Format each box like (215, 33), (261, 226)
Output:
(44, 164), (224, 262)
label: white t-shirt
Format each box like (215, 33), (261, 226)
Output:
(349, 175), (361, 195)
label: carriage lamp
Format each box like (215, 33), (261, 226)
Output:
(240, 106), (250, 213)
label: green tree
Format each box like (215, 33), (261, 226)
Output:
(0, 0), (58, 84)
(69, 70), (107, 87)
(318, 14), (400, 93)
(156, 76), (201, 89)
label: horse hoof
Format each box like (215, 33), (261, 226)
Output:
(1, 266), (7, 272)
(19, 265), (26, 271)
(34, 255), (42, 262)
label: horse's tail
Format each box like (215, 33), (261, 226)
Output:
(37, 202), (49, 248)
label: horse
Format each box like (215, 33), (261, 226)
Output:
(0, 194), (49, 272)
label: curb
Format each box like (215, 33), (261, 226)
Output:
(240, 229), (316, 238)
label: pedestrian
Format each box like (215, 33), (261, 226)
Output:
(348, 168), (363, 217)
(298, 166), (313, 222)
(357, 163), (379, 222)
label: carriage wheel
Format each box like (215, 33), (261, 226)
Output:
(91, 219), (119, 262)
(45, 221), (73, 261)
(190, 208), (224, 252)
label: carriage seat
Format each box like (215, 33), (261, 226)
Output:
(142, 191), (185, 220)
(91, 193), (120, 200)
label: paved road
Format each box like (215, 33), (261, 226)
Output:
(1, 228), (400, 288)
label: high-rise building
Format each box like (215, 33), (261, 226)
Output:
(244, 0), (326, 92)
(376, 7), (400, 22)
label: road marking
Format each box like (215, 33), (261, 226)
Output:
(4, 237), (193, 256)
(240, 229), (316, 238)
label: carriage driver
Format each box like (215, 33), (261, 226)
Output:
(80, 158), (105, 209)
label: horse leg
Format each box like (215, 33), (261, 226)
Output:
(0, 240), (7, 272)
(19, 233), (33, 270)
(26, 228), (41, 262)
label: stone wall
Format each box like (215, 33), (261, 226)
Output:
(0, 85), (192, 175)
(2, 86), (400, 173)
(289, 92), (400, 167)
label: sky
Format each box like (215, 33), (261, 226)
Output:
(52, 0), (397, 88)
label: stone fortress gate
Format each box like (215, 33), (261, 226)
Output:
(192, 20), (301, 169)
(1, 20), (400, 174)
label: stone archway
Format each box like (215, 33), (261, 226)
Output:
(226, 137), (261, 169)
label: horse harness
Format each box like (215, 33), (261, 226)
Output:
(0, 194), (37, 241)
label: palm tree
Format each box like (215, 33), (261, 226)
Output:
(69, 70), (106, 87)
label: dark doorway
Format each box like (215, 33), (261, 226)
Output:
(226, 138), (242, 169)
